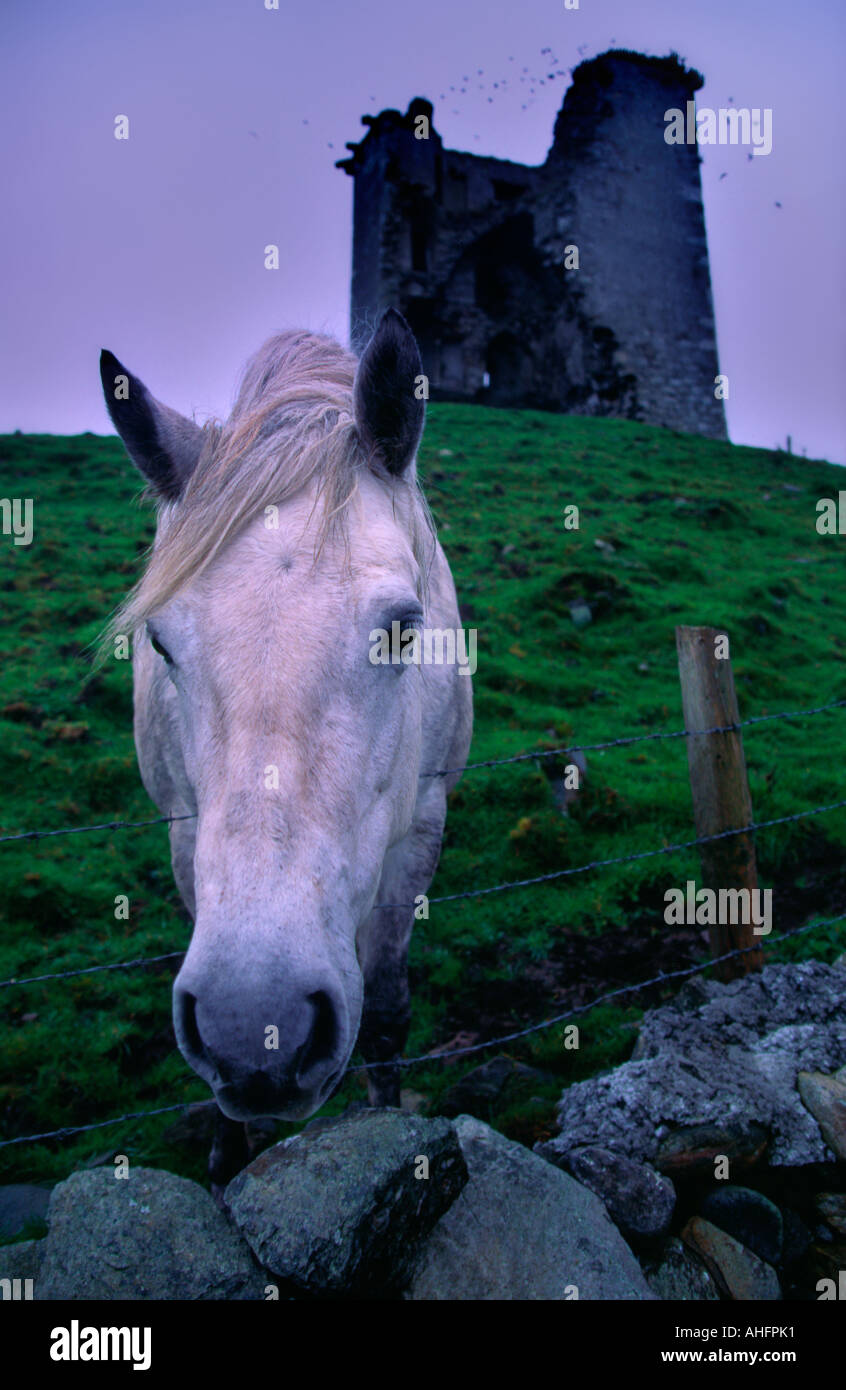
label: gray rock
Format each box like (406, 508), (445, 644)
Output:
(0, 1238), (45, 1298)
(39, 1168), (264, 1300)
(682, 1216), (781, 1300)
(438, 1053), (555, 1119)
(225, 1109), (467, 1296)
(700, 1185), (783, 1266)
(557, 1146), (675, 1245)
(654, 1119), (770, 1177)
(816, 1193), (846, 1237)
(646, 1237), (719, 1301)
(406, 1115), (654, 1300)
(797, 1071), (846, 1160)
(544, 963), (846, 1169)
(0, 1184), (51, 1240)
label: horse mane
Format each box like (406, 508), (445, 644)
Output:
(103, 330), (435, 653)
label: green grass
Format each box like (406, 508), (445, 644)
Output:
(1, 411), (845, 1196)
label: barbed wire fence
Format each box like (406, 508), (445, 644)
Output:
(4, 697), (845, 847)
(1, 695), (844, 1153)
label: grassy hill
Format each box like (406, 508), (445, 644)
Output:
(1, 408), (845, 1200)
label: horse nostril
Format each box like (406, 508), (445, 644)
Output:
(179, 991), (207, 1063)
(297, 991), (338, 1084)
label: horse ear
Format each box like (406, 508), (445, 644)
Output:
(353, 308), (425, 477)
(99, 349), (205, 500)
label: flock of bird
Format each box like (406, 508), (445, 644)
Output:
(299, 43), (599, 150)
(285, 41), (782, 209)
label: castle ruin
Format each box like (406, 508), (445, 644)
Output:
(337, 50), (727, 439)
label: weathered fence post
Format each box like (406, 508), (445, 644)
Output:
(675, 626), (763, 981)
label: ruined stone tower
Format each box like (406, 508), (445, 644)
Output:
(337, 50), (727, 439)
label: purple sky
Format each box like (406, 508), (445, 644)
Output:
(3, 0), (844, 462)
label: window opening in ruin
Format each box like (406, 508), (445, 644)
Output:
(492, 180), (525, 202)
(485, 332), (526, 404)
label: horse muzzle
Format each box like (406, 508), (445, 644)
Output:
(172, 966), (353, 1120)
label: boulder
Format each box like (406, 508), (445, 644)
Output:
(699, 1185), (783, 1266)
(406, 1115), (654, 1300)
(815, 1193), (846, 1237)
(38, 1168), (264, 1300)
(225, 1109), (467, 1297)
(645, 1237), (719, 1301)
(0, 1238), (45, 1297)
(682, 1217), (781, 1300)
(556, 1145), (675, 1246)
(653, 1120), (769, 1177)
(797, 1071), (846, 1161)
(542, 963), (846, 1170)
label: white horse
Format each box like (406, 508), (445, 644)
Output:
(100, 310), (472, 1187)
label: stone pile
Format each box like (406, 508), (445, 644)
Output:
(0, 1110), (651, 1301)
(2, 961), (842, 1301)
(536, 961), (846, 1300)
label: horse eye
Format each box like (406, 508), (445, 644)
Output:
(150, 634), (173, 665)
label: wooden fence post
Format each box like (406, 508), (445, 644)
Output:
(675, 626), (763, 981)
